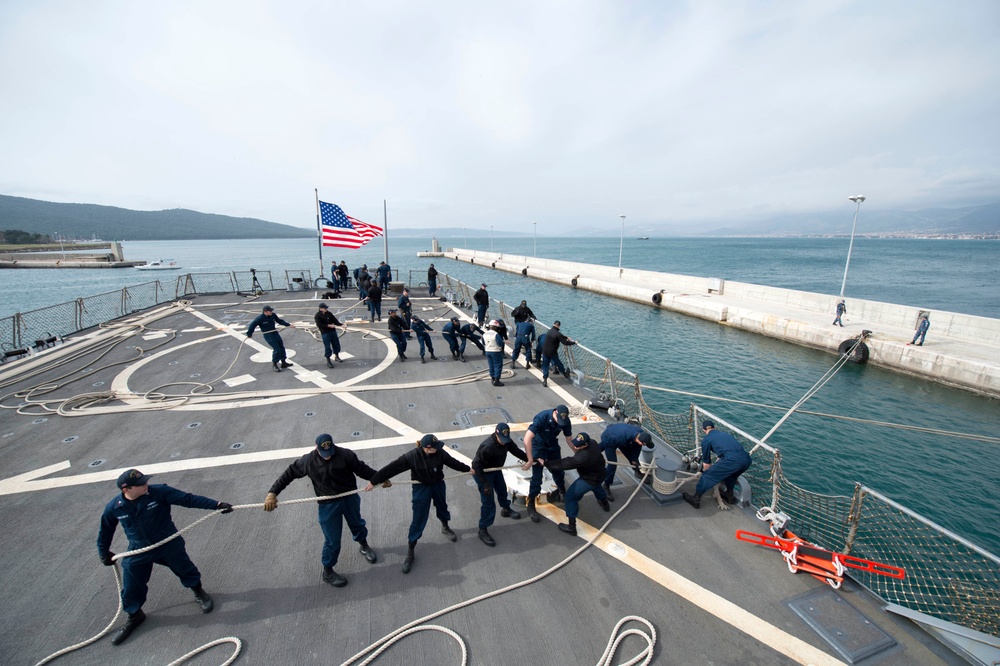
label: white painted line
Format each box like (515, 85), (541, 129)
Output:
(223, 374), (256, 387)
(180, 326), (212, 333)
(142, 332), (170, 340)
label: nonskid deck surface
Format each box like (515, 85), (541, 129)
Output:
(0, 293), (960, 665)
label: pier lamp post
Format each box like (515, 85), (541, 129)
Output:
(618, 214), (626, 273)
(840, 196), (866, 297)
(533, 222), (537, 257)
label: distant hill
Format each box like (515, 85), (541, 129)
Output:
(0, 195), (314, 240)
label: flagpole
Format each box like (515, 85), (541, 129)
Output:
(314, 189), (325, 278)
(382, 199), (388, 266)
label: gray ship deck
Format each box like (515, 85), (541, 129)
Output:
(0, 292), (963, 665)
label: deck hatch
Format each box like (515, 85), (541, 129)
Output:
(785, 587), (897, 664)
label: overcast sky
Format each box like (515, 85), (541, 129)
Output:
(1, 1), (998, 233)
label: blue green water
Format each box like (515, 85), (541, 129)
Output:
(2, 237), (998, 552)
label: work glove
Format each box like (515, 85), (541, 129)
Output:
(99, 552), (116, 566)
(263, 493), (278, 512)
(380, 480), (392, 489)
(217, 502), (233, 514)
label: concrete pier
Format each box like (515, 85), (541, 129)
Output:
(0, 240), (140, 268)
(422, 248), (1000, 399)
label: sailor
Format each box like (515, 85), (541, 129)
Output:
(355, 265), (369, 299)
(473, 283), (489, 326)
(97, 469), (233, 645)
(598, 423), (654, 501)
(410, 315), (438, 363)
(833, 299), (846, 327)
(521, 404), (574, 522)
(471, 422), (527, 546)
(314, 302), (345, 368)
(511, 317), (536, 369)
(484, 320), (506, 386)
(907, 315), (930, 346)
(427, 263), (438, 296)
(397, 287), (413, 336)
(386, 308), (409, 361)
(511, 300), (536, 323)
(246, 305), (295, 372)
(540, 321), (575, 387)
(441, 317), (462, 359)
(263, 434), (380, 588)
(365, 434), (472, 574)
(683, 420), (752, 509)
(460, 321), (485, 359)
(365, 282), (383, 322)
(541, 432), (610, 536)
(376, 260), (392, 294)
(337, 260), (350, 291)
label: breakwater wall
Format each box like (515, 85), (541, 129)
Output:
(425, 248), (1000, 398)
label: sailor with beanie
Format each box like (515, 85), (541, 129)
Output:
(246, 305), (295, 372)
(366, 434), (472, 574)
(541, 432), (609, 536)
(598, 423), (655, 501)
(264, 434), (380, 588)
(683, 421), (752, 509)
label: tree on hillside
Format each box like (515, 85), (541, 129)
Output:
(1, 229), (53, 244)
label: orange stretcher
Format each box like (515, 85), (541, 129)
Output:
(736, 529), (905, 589)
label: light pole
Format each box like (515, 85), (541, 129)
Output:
(617, 214), (626, 272)
(533, 222), (537, 257)
(840, 196), (866, 297)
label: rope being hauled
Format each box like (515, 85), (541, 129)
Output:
(35, 463), (657, 666)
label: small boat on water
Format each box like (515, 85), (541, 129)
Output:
(637, 236), (650, 240)
(136, 259), (181, 271)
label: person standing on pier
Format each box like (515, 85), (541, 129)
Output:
(314, 302), (345, 368)
(247, 305), (295, 372)
(833, 299), (847, 327)
(263, 434), (380, 588)
(907, 315), (930, 346)
(599, 424), (654, 501)
(427, 263), (438, 296)
(484, 320), (506, 386)
(365, 434), (472, 574)
(540, 432), (610, 536)
(441, 317), (462, 359)
(540, 321), (575, 387)
(386, 308), (409, 361)
(97, 469), (233, 645)
(473, 283), (489, 326)
(511, 317), (536, 369)
(472, 422), (527, 546)
(521, 404), (574, 522)
(682, 420), (752, 509)
(410, 315), (438, 363)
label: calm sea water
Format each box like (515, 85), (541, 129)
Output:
(2, 237), (998, 552)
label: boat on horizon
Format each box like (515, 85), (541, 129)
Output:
(135, 259), (181, 271)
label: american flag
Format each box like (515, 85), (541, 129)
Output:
(319, 201), (383, 249)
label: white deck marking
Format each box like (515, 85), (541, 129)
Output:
(141, 331), (170, 340)
(223, 374), (257, 387)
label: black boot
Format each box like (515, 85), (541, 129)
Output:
(598, 497), (611, 512)
(527, 495), (541, 523)
(441, 521), (457, 542)
(558, 518), (577, 536)
(682, 492), (702, 509)
(603, 483), (616, 502)
(281, 360), (293, 368)
(542, 377), (548, 387)
(111, 610), (146, 645)
(494, 378), (504, 387)
(402, 541), (416, 574)
(326, 358), (334, 368)
(525, 361), (531, 369)
(430, 353), (437, 360)
(192, 584), (214, 613)
(548, 488), (564, 505)
(334, 355), (342, 362)
(273, 362), (281, 372)
(359, 541), (378, 564)
(420, 356), (426, 363)
(478, 528), (496, 547)
(322, 567), (347, 587)
(500, 507), (521, 520)
(720, 488), (738, 505)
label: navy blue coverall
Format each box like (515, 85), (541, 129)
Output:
(247, 312), (291, 364)
(600, 423), (646, 487)
(526, 408), (572, 496)
(472, 434), (528, 529)
(695, 429), (752, 496)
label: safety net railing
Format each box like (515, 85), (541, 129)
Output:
(0, 280), (171, 355)
(175, 272), (236, 297)
(234, 270), (275, 293)
(435, 273), (1000, 638)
